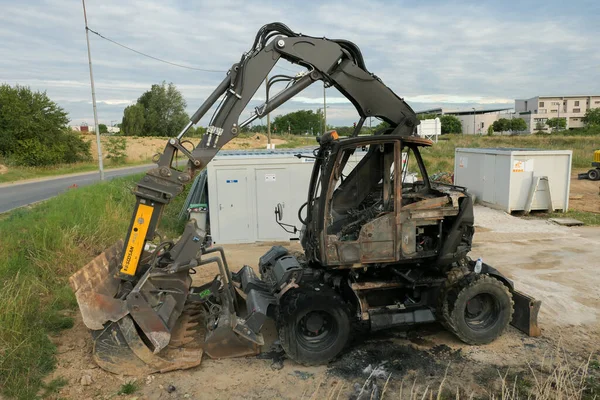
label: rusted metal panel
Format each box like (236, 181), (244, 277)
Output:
(351, 281), (404, 290)
(358, 213), (396, 262)
(401, 136), (433, 147)
(401, 219), (416, 256)
(402, 196), (450, 210)
(337, 242), (360, 263)
(408, 207), (459, 220)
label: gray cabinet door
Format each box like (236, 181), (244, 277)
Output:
(255, 168), (291, 240)
(216, 169), (250, 242)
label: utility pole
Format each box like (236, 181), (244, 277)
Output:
(82, 0), (104, 180)
(323, 82), (327, 134)
(472, 107), (476, 135)
(266, 75), (271, 147)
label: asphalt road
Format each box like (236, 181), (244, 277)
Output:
(0, 164), (153, 214)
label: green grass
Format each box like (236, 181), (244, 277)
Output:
(420, 134), (600, 175)
(0, 174), (186, 399)
(40, 377), (68, 398)
(275, 134), (317, 149)
(117, 381), (139, 395)
(0, 159), (152, 184)
(550, 210), (600, 226)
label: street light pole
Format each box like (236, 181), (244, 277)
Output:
(82, 0), (104, 180)
(472, 108), (476, 135)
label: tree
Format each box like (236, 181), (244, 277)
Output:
(583, 108), (600, 126)
(272, 109), (323, 135)
(492, 118), (511, 132)
(0, 84), (91, 166)
(487, 125), (494, 136)
(546, 117), (566, 131)
(535, 121), (546, 133)
(123, 82), (189, 136)
(510, 118), (527, 132)
(98, 123), (108, 134)
(122, 103), (145, 136)
(439, 115), (461, 134)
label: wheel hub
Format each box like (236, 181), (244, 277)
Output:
(464, 293), (499, 330)
(305, 312), (325, 333)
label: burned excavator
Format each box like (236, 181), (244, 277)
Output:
(70, 23), (541, 375)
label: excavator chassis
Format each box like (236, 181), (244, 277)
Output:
(71, 241), (541, 375)
(68, 22), (543, 375)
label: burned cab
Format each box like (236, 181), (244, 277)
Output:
(302, 133), (474, 268)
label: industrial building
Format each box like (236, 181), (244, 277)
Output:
(515, 95), (600, 131)
(416, 107), (513, 135)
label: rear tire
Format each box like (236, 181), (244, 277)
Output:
(442, 274), (513, 345)
(588, 168), (600, 181)
(277, 288), (351, 365)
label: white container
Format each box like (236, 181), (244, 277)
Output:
(453, 148), (572, 213)
(206, 149), (365, 244)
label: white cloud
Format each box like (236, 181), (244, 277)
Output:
(1, 0), (598, 126)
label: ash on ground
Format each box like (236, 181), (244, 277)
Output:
(328, 340), (463, 380)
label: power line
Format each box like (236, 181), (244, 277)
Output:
(86, 27), (300, 74)
(87, 27), (226, 72)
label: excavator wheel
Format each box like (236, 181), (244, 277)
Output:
(441, 274), (513, 345)
(277, 288), (351, 366)
(588, 168), (600, 181)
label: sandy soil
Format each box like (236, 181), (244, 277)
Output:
(83, 134), (287, 163)
(569, 171), (600, 213)
(222, 133), (286, 150)
(0, 164), (7, 174)
(45, 206), (600, 399)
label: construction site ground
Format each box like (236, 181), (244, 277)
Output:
(45, 205), (600, 399)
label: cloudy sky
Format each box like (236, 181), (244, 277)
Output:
(1, 0), (599, 128)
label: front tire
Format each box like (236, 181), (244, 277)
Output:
(442, 274), (513, 345)
(588, 168), (600, 181)
(277, 288), (351, 365)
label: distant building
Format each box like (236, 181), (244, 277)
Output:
(515, 95), (600, 131)
(71, 123), (94, 133)
(416, 107), (513, 135)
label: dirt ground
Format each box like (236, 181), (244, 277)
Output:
(45, 205), (600, 399)
(83, 134), (286, 163)
(570, 171), (600, 213)
(0, 164), (7, 175)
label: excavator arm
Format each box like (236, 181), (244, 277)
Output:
(118, 23), (419, 280)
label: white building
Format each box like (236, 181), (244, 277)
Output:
(416, 107), (514, 135)
(515, 95), (600, 131)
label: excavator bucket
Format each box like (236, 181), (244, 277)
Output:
(70, 241), (203, 375)
(70, 241), (262, 375)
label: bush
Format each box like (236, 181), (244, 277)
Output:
(105, 137), (128, 164)
(11, 132), (91, 167)
(0, 85), (91, 166)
